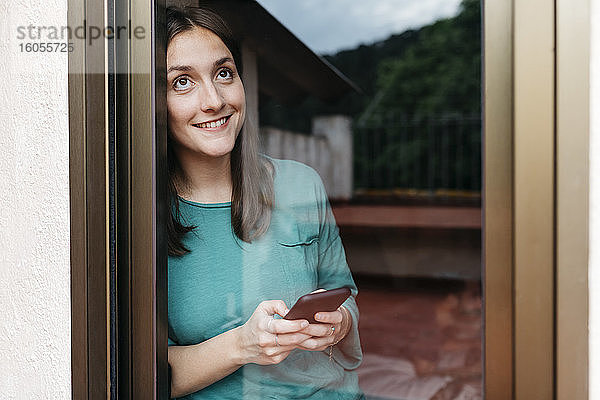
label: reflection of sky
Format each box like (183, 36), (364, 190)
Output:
(256, 0), (462, 55)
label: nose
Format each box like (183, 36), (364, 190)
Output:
(199, 81), (225, 113)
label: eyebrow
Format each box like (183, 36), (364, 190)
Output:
(214, 57), (234, 68)
(167, 57), (234, 76)
(167, 64), (193, 75)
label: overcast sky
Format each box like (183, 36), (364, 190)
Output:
(255, 0), (463, 55)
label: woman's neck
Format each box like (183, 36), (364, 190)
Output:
(174, 149), (233, 204)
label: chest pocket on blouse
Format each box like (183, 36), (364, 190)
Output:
(277, 235), (319, 295)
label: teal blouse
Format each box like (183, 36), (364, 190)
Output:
(168, 158), (363, 399)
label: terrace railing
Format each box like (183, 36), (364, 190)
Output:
(354, 113), (482, 194)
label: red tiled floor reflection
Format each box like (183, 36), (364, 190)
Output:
(355, 279), (482, 400)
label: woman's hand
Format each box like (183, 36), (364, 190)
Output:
(296, 305), (352, 352)
(235, 300), (311, 365)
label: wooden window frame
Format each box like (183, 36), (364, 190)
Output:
(68, 0), (168, 397)
(68, 0), (590, 398)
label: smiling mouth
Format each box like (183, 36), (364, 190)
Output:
(192, 115), (232, 129)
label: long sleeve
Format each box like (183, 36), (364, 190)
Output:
(311, 170), (363, 371)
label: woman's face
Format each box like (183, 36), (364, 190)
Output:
(167, 27), (245, 160)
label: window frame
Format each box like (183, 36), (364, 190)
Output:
(68, 0), (168, 397)
(555, 0), (590, 397)
(68, 0), (591, 397)
(484, 0), (590, 397)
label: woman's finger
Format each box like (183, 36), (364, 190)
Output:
(267, 317), (309, 334)
(298, 323), (337, 338)
(263, 343), (296, 355)
(274, 332), (312, 346)
(296, 335), (336, 351)
(262, 349), (294, 365)
(258, 300), (289, 318)
(314, 310), (343, 324)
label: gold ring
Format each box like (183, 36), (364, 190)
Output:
(330, 326), (335, 336)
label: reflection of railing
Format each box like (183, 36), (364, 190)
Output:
(354, 113), (482, 193)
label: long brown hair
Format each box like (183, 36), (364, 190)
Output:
(167, 6), (274, 256)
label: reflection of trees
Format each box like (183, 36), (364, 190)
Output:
(354, 0), (481, 192)
(259, 0), (482, 193)
(367, 0), (481, 119)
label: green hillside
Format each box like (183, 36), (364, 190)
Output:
(259, 0), (481, 131)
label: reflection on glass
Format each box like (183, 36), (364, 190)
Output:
(166, 5), (363, 399)
(257, 0), (483, 399)
(167, 0), (482, 398)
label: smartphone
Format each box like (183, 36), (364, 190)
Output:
(283, 287), (351, 324)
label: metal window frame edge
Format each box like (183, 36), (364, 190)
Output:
(556, 0), (590, 398)
(68, 0), (111, 397)
(68, 0), (169, 397)
(485, 0), (591, 398)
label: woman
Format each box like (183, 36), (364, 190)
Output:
(166, 6), (363, 399)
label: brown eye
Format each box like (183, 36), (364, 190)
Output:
(217, 68), (233, 80)
(174, 76), (193, 90)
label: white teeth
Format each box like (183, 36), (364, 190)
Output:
(196, 116), (229, 128)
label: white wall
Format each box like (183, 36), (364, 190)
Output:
(0, 0), (71, 398)
(590, 0), (600, 397)
(260, 116), (354, 201)
(1, 0), (599, 398)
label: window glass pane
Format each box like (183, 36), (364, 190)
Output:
(256, 0), (483, 398)
(165, 1), (482, 398)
